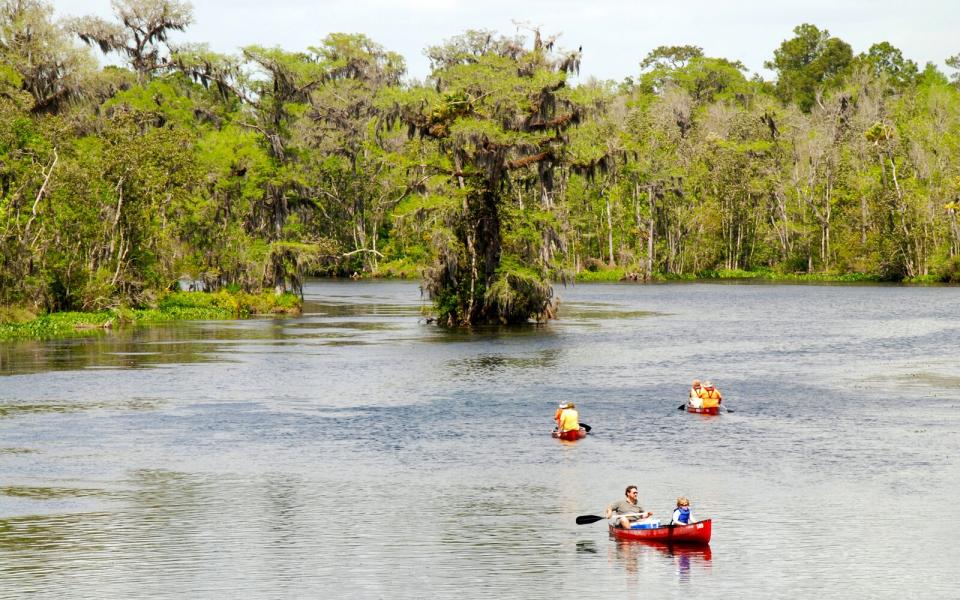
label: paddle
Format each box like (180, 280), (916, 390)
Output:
(576, 514), (607, 525)
(579, 422), (592, 432)
(576, 512), (645, 525)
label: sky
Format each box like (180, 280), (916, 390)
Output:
(52, 0), (959, 83)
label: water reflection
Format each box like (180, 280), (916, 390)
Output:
(458, 349), (562, 373)
(575, 540), (598, 554)
(610, 538), (712, 582)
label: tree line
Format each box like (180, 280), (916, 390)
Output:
(2, 0), (959, 325)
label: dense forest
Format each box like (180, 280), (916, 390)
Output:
(2, 0), (959, 325)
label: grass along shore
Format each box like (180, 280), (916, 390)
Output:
(0, 291), (301, 341)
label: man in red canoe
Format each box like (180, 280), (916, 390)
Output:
(605, 485), (653, 529)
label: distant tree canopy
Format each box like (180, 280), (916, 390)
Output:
(765, 23), (853, 111)
(2, 2), (960, 323)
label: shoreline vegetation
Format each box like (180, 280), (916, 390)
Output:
(0, 290), (300, 341)
(2, 1), (960, 327)
(4, 269), (950, 342)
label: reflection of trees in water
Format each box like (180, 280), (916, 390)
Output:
(0, 321), (291, 375)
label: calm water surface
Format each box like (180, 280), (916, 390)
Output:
(1, 280), (959, 599)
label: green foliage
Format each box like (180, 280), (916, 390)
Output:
(766, 23), (853, 111)
(933, 255), (960, 283)
(2, 18), (960, 333)
(0, 290), (300, 340)
(576, 267), (627, 282)
(0, 306), (36, 324)
(0, 311), (113, 340)
(483, 257), (555, 324)
(854, 42), (919, 89)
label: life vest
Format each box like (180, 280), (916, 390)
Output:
(673, 506), (691, 524)
(701, 388), (720, 408)
(701, 386), (721, 408)
(558, 408), (580, 432)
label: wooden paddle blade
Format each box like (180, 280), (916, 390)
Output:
(576, 514), (606, 525)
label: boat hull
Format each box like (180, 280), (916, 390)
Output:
(552, 428), (587, 440)
(609, 519), (711, 545)
(686, 404), (719, 415)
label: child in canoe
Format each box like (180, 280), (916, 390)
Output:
(671, 496), (696, 525)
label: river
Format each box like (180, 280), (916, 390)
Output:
(1, 280), (959, 598)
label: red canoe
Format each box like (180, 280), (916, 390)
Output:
(609, 519), (712, 545)
(552, 428), (587, 441)
(686, 404), (719, 415)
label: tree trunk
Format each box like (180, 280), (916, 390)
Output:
(606, 196), (614, 267)
(647, 186), (654, 279)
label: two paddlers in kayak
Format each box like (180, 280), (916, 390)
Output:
(688, 379), (722, 409)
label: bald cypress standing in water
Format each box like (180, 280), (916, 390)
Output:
(390, 29), (589, 325)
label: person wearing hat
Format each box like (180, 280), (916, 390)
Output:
(556, 402), (580, 436)
(689, 379), (704, 408)
(701, 381), (722, 408)
(554, 403), (567, 430)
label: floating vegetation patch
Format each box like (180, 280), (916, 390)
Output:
(0, 291), (302, 341)
(0, 486), (110, 500)
(897, 373), (960, 389)
(0, 447), (36, 455)
(0, 403), (88, 418)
